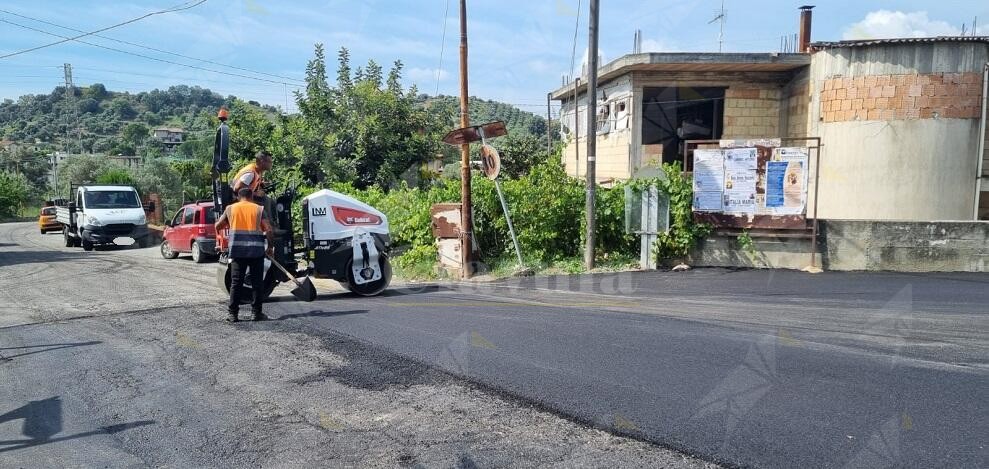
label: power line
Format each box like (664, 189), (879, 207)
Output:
(0, 18), (303, 87)
(434, 0), (451, 96)
(72, 66), (302, 90)
(0, 7), (305, 85)
(0, 0), (208, 59)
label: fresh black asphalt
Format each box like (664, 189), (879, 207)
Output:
(266, 269), (989, 468)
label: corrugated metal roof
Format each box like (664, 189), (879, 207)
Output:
(811, 36), (989, 49)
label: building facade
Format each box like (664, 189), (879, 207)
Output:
(552, 38), (989, 221)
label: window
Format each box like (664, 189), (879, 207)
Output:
(183, 208), (195, 225)
(641, 87), (725, 165)
(171, 210), (184, 227)
(84, 190), (142, 209)
(204, 208), (217, 224)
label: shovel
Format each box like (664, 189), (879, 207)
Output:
(266, 253), (317, 302)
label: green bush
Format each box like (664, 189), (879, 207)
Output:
(96, 168), (136, 185)
(0, 170), (32, 218)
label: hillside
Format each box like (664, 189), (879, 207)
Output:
(0, 84), (550, 159)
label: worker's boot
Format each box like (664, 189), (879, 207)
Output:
(226, 311), (239, 323)
(251, 311), (268, 322)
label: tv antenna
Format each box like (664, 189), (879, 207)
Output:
(709, 0), (726, 52)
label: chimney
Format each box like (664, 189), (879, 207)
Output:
(799, 6), (815, 53)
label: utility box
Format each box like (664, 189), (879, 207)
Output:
(431, 203), (463, 276)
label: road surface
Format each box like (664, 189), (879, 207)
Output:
(2, 221), (987, 467)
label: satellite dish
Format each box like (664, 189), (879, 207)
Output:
(480, 144), (501, 180)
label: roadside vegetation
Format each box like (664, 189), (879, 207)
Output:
(1, 43), (705, 276)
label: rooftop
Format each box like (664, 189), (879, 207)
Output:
(550, 52), (810, 100)
(811, 36), (989, 49)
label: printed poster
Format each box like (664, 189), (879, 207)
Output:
(693, 191), (723, 212)
(770, 147), (810, 215)
(765, 161), (787, 208)
(692, 149), (725, 192)
(724, 147), (758, 171)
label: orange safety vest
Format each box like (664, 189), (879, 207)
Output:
(233, 162), (263, 193)
(226, 201), (265, 258)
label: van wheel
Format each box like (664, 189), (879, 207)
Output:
(82, 239), (94, 251)
(63, 229), (73, 247)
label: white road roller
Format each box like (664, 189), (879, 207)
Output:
(302, 189), (392, 296)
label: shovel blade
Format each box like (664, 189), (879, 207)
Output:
(291, 277), (317, 302)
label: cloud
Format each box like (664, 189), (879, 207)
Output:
(407, 67), (448, 83)
(843, 11), (961, 40)
(640, 38), (676, 52)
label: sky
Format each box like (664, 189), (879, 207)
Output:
(1, 0), (987, 115)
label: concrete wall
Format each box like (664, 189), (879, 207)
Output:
(563, 132), (631, 181)
(689, 220), (989, 272)
(810, 119), (981, 220)
(806, 43), (989, 221)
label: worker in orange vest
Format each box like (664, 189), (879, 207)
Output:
(215, 187), (274, 322)
(232, 150), (275, 223)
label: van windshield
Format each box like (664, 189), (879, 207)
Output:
(84, 190), (142, 209)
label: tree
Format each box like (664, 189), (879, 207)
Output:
(96, 168), (136, 185)
(496, 134), (551, 179)
(58, 154), (114, 190)
(121, 122), (150, 147)
(0, 170), (32, 218)
(84, 83), (108, 101)
(110, 97), (137, 119)
(77, 98), (100, 114)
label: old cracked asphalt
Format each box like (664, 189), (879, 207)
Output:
(1, 221), (987, 468)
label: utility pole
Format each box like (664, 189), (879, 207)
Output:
(584, 0), (599, 270)
(458, 0), (474, 279)
(62, 63), (73, 197)
(546, 93), (553, 153)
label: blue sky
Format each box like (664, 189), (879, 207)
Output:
(2, 1), (987, 114)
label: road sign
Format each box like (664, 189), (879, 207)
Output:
(442, 121), (508, 146)
(480, 144), (501, 180)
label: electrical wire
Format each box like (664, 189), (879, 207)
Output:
(0, 18), (302, 87)
(0, 7), (304, 84)
(434, 0), (451, 96)
(0, 0), (208, 60)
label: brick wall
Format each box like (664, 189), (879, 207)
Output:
(820, 72), (984, 123)
(723, 87), (781, 138)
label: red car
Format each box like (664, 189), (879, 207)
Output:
(161, 201), (217, 263)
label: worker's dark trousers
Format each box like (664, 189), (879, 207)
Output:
(228, 257), (265, 315)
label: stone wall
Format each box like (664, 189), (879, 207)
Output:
(689, 220), (989, 272)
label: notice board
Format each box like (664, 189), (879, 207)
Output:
(691, 139), (810, 228)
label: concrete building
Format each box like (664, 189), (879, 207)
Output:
(152, 127), (184, 152)
(551, 15), (989, 222)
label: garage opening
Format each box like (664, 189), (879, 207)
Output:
(641, 87), (725, 165)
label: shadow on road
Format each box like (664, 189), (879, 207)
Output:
(275, 310), (368, 321)
(0, 250), (90, 269)
(0, 396), (153, 453)
(0, 341), (101, 361)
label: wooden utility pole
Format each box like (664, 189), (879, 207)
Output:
(458, 0), (474, 279)
(584, 0), (599, 270)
